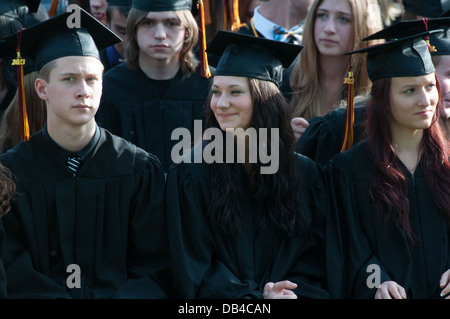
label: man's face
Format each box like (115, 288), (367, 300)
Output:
(109, 7), (128, 58)
(35, 56), (104, 128)
(136, 11), (186, 64)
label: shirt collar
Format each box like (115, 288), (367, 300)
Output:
(42, 124), (100, 160)
(252, 7), (304, 41)
(252, 6), (278, 40)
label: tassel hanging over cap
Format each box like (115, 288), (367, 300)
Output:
(422, 18), (437, 53)
(223, 0), (241, 31)
(198, 0), (211, 78)
(49, 0), (59, 17)
(230, 0), (241, 31)
(341, 65), (354, 152)
(11, 29), (30, 142)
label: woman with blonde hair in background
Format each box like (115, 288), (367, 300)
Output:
(289, 0), (383, 140)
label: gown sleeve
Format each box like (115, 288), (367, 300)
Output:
(297, 112), (345, 167)
(326, 152), (391, 299)
(0, 154), (72, 298)
(111, 151), (172, 298)
(165, 162), (215, 298)
(297, 106), (367, 167)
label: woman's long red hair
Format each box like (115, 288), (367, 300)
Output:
(366, 76), (450, 242)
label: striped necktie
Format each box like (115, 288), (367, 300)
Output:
(66, 153), (82, 177)
(273, 23), (304, 45)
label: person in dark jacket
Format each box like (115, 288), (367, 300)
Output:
(96, 0), (213, 172)
(0, 7), (172, 298)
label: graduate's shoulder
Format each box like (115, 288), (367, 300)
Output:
(327, 139), (372, 177)
(100, 128), (164, 173)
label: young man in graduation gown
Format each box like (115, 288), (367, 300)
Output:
(0, 7), (172, 298)
(326, 31), (450, 299)
(96, 0), (213, 172)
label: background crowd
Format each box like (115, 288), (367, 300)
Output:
(0, 0), (449, 299)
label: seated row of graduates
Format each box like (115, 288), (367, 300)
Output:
(0, 5), (449, 299)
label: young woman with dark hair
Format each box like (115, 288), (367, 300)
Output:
(326, 34), (450, 299)
(165, 31), (329, 299)
(203, 77), (311, 238)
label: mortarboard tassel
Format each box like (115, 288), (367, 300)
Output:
(12, 30), (30, 142)
(198, 0), (211, 78)
(49, 0), (59, 17)
(341, 65), (354, 152)
(230, 0), (241, 31)
(423, 18), (437, 53)
(223, 0), (241, 31)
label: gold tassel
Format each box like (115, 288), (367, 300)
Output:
(423, 18), (437, 53)
(341, 66), (354, 152)
(230, 0), (241, 31)
(49, 0), (59, 17)
(11, 45), (29, 142)
(198, 0), (211, 78)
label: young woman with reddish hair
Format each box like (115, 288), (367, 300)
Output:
(326, 33), (450, 299)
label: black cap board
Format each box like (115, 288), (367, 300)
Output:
(363, 18), (449, 41)
(132, 0), (192, 11)
(346, 31), (437, 81)
(1, 6), (122, 70)
(206, 31), (302, 87)
(362, 17), (450, 56)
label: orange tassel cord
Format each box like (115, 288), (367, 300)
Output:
(49, 0), (59, 17)
(341, 66), (354, 152)
(198, 0), (211, 78)
(12, 30), (30, 142)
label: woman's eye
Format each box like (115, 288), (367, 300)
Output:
(317, 12), (327, 20)
(338, 16), (351, 24)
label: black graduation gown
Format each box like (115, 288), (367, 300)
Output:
(326, 139), (450, 299)
(297, 105), (367, 166)
(96, 62), (212, 171)
(0, 128), (172, 298)
(165, 147), (329, 299)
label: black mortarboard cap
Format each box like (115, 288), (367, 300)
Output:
(108, 0), (132, 6)
(363, 17), (450, 56)
(2, 6), (122, 70)
(403, 0), (450, 18)
(346, 32), (437, 81)
(132, 0), (192, 11)
(363, 18), (450, 41)
(206, 31), (302, 87)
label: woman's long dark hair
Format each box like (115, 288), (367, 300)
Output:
(204, 77), (311, 237)
(366, 76), (450, 242)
